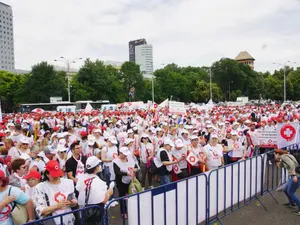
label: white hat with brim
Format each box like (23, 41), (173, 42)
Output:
(86, 156), (101, 170)
(119, 147), (131, 156)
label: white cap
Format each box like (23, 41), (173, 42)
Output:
(130, 122), (137, 128)
(86, 156), (101, 170)
(181, 129), (189, 134)
(124, 138), (134, 145)
(88, 138), (95, 146)
(232, 122), (239, 127)
(4, 130), (11, 133)
(57, 133), (65, 139)
(163, 138), (174, 147)
(7, 123), (14, 127)
(57, 146), (68, 152)
(156, 127), (163, 132)
(206, 124), (212, 128)
(58, 139), (66, 146)
(20, 137), (29, 144)
(127, 129), (134, 134)
(108, 136), (118, 145)
(119, 147), (131, 156)
(51, 133), (58, 140)
(245, 120), (251, 124)
(231, 131), (238, 136)
(141, 133), (149, 138)
(132, 127), (138, 131)
(93, 129), (102, 133)
(175, 139), (184, 148)
(211, 134), (218, 139)
(94, 148), (101, 156)
(190, 135), (199, 141)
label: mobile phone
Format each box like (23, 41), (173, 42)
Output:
(67, 193), (73, 201)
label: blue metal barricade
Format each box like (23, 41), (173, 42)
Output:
(24, 151), (297, 225)
(22, 205), (105, 225)
(104, 173), (208, 225)
(207, 155), (266, 225)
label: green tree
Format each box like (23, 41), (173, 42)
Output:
(191, 80), (223, 103)
(17, 62), (67, 103)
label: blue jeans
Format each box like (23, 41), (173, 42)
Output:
(284, 176), (300, 208)
(160, 175), (171, 185)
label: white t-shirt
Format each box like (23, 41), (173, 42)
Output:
(140, 143), (154, 164)
(8, 147), (30, 160)
(33, 179), (75, 225)
(76, 174), (107, 206)
(204, 144), (223, 168)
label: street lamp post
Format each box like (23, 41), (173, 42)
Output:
(273, 61), (297, 102)
(209, 68), (212, 101)
(228, 81), (233, 101)
(54, 57), (82, 102)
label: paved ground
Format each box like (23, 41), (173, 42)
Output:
(105, 160), (300, 225)
(220, 189), (300, 225)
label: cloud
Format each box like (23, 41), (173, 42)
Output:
(3, 0), (300, 71)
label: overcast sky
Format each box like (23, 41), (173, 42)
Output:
(4, 0), (300, 72)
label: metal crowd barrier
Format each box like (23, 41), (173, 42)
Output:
(23, 205), (105, 225)
(23, 152), (291, 225)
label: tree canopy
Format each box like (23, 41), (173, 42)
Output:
(1, 58), (300, 112)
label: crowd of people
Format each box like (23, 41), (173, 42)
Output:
(0, 103), (299, 224)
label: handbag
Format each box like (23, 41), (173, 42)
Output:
(8, 187), (28, 225)
(83, 178), (102, 222)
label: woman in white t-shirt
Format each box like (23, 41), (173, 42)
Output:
(76, 156), (113, 225)
(139, 134), (154, 189)
(113, 147), (139, 219)
(8, 138), (30, 160)
(33, 160), (78, 225)
(101, 136), (119, 207)
(203, 134), (224, 171)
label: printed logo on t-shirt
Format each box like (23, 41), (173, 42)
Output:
(54, 192), (66, 203)
(0, 204), (11, 215)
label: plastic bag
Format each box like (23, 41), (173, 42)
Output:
(128, 177), (143, 194)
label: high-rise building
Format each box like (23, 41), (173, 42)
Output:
(135, 44), (153, 78)
(0, 2), (14, 70)
(129, 38), (147, 62)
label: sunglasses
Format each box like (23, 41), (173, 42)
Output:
(22, 143), (29, 145)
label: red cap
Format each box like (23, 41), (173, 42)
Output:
(45, 160), (63, 178)
(79, 131), (88, 137)
(24, 170), (41, 180)
(0, 170), (5, 178)
(0, 133), (5, 137)
(53, 127), (59, 132)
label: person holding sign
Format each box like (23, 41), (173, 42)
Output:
(155, 139), (180, 185)
(203, 134), (224, 171)
(226, 131), (247, 163)
(186, 136), (207, 175)
(172, 139), (188, 179)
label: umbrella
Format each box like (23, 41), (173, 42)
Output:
(31, 108), (44, 113)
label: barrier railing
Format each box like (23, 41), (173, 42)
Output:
(103, 153), (289, 225)
(23, 205), (105, 225)
(104, 173), (208, 225)
(24, 153), (291, 225)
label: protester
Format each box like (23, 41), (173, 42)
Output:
(0, 170), (35, 224)
(113, 147), (139, 218)
(33, 160), (77, 224)
(76, 156), (114, 225)
(275, 149), (300, 216)
(9, 158), (27, 190)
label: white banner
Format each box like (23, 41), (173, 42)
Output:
(257, 129), (277, 148)
(169, 101), (186, 114)
(277, 123), (300, 149)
